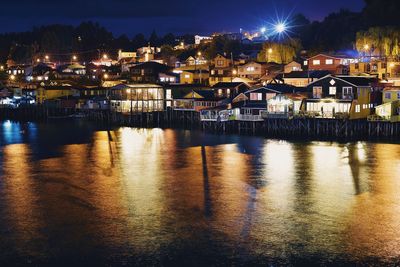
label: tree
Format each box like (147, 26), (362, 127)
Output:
(132, 34), (147, 49)
(356, 27), (400, 59)
(258, 39), (302, 64)
(162, 33), (176, 46)
(149, 30), (159, 46)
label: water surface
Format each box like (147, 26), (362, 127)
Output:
(0, 120), (400, 266)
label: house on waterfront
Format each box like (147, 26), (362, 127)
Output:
(375, 100), (400, 122)
(209, 54), (235, 86)
(275, 70), (331, 87)
(305, 54), (357, 75)
(304, 75), (377, 119)
(374, 87), (400, 122)
(164, 84), (207, 108)
(284, 61), (303, 73)
(212, 82), (250, 99)
(179, 69), (210, 85)
(237, 61), (268, 81)
(350, 60), (400, 81)
(129, 62), (171, 83)
(265, 93), (306, 119)
(110, 84), (164, 113)
(173, 89), (221, 112)
(227, 86), (282, 122)
(35, 81), (81, 105)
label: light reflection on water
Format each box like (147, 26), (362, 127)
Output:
(0, 120), (400, 265)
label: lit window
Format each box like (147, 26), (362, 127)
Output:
(397, 92), (400, 99)
(313, 60), (320, 65)
(304, 61), (308, 66)
(343, 87), (353, 99)
(326, 59), (333, 65)
(250, 93), (262, 101)
(184, 74), (190, 79)
(355, 105), (360, 113)
(329, 87), (336, 95)
(166, 89), (172, 99)
(313, 87), (322, 98)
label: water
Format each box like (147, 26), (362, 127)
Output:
(0, 120), (400, 266)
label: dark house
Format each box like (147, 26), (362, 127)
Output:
(304, 75), (377, 119)
(129, 62), (171, 83)
(212, 82), (250, 99)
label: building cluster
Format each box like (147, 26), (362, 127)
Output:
(1, 39), (400, 124)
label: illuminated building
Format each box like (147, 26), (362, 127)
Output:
(110, 84), (164, 113)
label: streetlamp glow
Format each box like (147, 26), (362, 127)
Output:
(72, 55), (78, 61)
(364, 44), (369, 50)
(260, 27), (266, 34)
(103, 54), (108, 60)
(45, 55), (49, 60)
(268, 48), (273, 54)
(103, 73), (109, 79)
(10, 74), (15, 81)
(276, 23), (286, 33)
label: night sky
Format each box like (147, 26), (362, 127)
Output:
(0, 0), (364, 36)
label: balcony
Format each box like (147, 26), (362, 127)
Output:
(236, 114), (263, 121)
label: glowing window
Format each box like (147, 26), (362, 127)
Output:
(313, 60), (320, 65)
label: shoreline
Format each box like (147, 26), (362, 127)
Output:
(1, 106), (400, 142)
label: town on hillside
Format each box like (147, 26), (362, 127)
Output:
(1, 22), (400, 130)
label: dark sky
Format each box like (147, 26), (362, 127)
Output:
(0, 0), (364, 36)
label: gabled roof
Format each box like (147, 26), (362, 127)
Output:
(336, 76), (377, 87)
(212, 82), (248, 89)
(307, 53), (355, 60)
(276, 70), (331, 79)
(264, 83), (303, 94)
(307, 74), (375, 88)
(182, 90), (216, 100)
(244, 86), (281, 95)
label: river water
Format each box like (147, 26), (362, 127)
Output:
(0, 120), (400, 266)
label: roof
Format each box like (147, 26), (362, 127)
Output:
(212, 82), (247, 89)
(178, 89), (218, 101)
(264, 83), (303, 94)
(307, 75), (375, 88)
(336, 76), (377, 87)
(307, 53), (355, 60)
(194, 90), (216, 100)
(244, 87), (281, 95)
(276, 70), (331, 79)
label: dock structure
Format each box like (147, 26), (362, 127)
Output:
(1, 106), (400, 139)
(200, 118), (400, 139)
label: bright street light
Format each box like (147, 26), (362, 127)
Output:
(364, 44), (370, 50)
(103, 54), (108, 60)
(260, 27), (266, 34)
(72, 55), (78, 61)
(276, 23), (286, 33)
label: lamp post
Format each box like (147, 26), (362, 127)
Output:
(231, 69), (237, 82)
(267, 48), (273, 63)
(197, 51), (202, 84)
